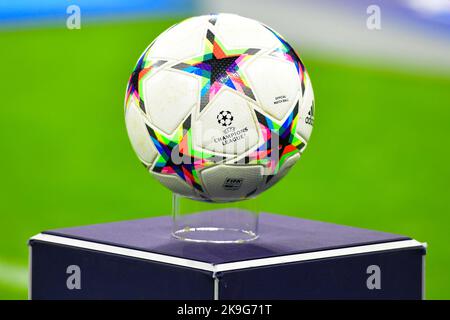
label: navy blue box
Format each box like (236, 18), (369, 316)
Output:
(29, 213), (426, 299)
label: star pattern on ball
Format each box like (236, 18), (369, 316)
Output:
(247, 102), (306, 181)
(146, 115), (225, 193)
(265, 26), (307, 94)
(172, 29), (260, 113)
(125, 51), (166, 113)
(217, 110), (234, 127)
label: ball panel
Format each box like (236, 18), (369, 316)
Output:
(200, 164), (264, 201)
(193, 89), (259, 155)
(143, 69), (199, 135)
(296, 73), (314, 141)
(244, 56), (300, 121)
(146, 16), (208, 61)
(125, 100), (158, 165)
(263, 152), (300, 191)
(213, 14), (279, 50)
(151, 172), (198, 198)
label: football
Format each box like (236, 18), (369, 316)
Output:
(124, 13), (314, 202)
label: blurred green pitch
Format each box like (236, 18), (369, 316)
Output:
(0, 17), (449, 299)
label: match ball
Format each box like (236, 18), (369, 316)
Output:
(124, 13), (314, 202)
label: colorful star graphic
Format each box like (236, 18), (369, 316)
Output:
(247, 102), (306, 180)
(146, 116), (225, 193)
(172, 29), (259, 112)
(265, 27), (307, 94)
(125, 50), (166, 113)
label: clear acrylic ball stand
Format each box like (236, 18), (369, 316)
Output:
(172, 193), (260, 243)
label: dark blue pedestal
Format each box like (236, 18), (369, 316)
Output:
(29, 213), (426, 299)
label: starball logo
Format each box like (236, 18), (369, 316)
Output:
(212, 110), (249, 147)
(217, 110), (234, 127)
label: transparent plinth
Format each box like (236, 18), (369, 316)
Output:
(172, 193), (260, 243)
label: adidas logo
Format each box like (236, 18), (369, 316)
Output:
(305, 102), (314, 126)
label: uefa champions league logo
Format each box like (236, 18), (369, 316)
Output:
(217, 110), (234, 127)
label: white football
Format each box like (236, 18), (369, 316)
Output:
(125, 13), (314, 202)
